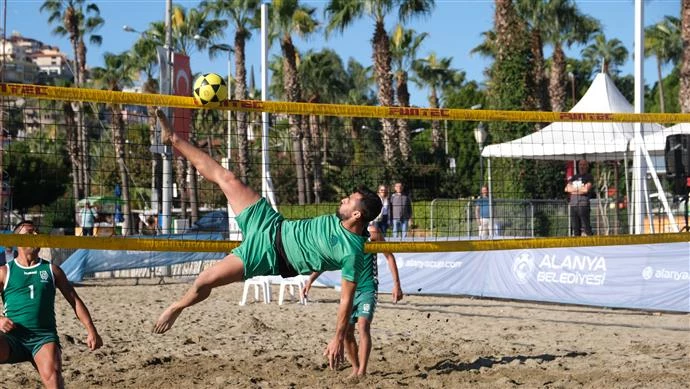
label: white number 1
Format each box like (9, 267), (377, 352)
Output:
(28, 285), (34, 299)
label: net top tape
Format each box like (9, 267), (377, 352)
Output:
(2, 82), (690, 123)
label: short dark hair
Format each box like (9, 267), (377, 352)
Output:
(354, 186), (382, 223)
(13, 220), (35, 233)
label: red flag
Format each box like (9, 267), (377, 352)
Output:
(565, 160), (575, 182)
(172, 53), (192, 156)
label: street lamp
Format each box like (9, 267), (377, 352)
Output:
(474, 122), (488, 187)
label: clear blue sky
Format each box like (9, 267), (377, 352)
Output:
(5, 0), (680, 107)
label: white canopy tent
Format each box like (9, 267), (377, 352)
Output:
(480, 72), (676, 234)
(482, 73), (664, 161)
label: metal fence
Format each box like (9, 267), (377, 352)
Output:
(428, 198), (628, 238)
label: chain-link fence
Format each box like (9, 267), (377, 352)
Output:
(428, 197), (629, 238)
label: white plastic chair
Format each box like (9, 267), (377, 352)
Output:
(278, 275), (309, 305)
(239, 276), (271, 305)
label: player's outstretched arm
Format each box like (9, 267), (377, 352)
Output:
(369, 225), (403, 302)
(53, 265), (103, 351)
(301, 272), (321, 300)
(323, 278), (356, 370)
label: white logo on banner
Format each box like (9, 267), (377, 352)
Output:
(642, 266), (690, 281)
(394, 257), (462, 269)
(512, 252), (535, 284)
(641, 266), (654, 280)
(513, 252), (607, 286)
(536, 254), (607, 286)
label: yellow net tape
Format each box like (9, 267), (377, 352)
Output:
(3, 82), (690, 253)
(3, 82), (690, 123)
(0, 232), (685, 254)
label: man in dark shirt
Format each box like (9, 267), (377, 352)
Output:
(565, 160), (594, 236)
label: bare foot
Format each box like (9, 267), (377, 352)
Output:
(152, 305), (182, 334)
(155, 108), (174, 145)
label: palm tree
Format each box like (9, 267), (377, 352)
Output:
(271, 0), (318, 205)
(390, 25), (427, 162)
(543, 1), (600, 112)
(201, 0), (260, 184)
(489, 0), (536, 199)
(681, 0), (690, 113)
(129, 34), (163, 215)
(344, 59), (376, 167)
(146, 5), (226, 221)
(515, 0), (552, 111)
(90, 52), (137, 235)
(581, 33), (628, 76)
(300, 49), (349, 203)
(40, 0), (103, 86)
(645, 16), (681, 113)
(412, 53), (463, 159)
(325, 0), (435, 174)
(40, 0), (103, 207)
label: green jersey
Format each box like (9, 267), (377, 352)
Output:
(356, 253), (377, 293)
(282, 214), (368, 283)
(2, 259), (57, 334)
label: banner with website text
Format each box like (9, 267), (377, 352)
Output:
(317, 242), (690, 312)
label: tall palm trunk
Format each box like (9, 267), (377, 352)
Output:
(282, 35), (306, 204)
(549, 43), (567, 111)
(302, 128), (313, 204)
(350, 118), (365, 166)
(143, 81), (162, 214)
(681, 0), (690, 113)
(308, 113), (322, 203)
(111, 104), (132, 235)
(428, 87), (442, 154)
(396, 71), (412, 162)
(234, 30), (250, 183)
(63, 102), (82, 219)
(530, 28), (549, 112)
(176, 156), (188, 224)
(373, 21), (396, 170)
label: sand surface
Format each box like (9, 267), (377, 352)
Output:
(1, 278), (688, 388)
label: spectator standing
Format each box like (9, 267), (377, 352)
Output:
(475, 185), (491, 239)
(390, 182), (413, 239)
(565, 159), (594, 236)
(373, 185), (390, 235)
(79, 202), (98, 236)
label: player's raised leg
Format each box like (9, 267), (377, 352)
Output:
(32, 342), (64, 389)
(155, 108), (260, 215)
(153, 253), (245, 334)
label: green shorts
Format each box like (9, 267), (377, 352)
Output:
(349, 290), (377, 324)
(1, 328), (60, 364)
(231, 198), (284, 279)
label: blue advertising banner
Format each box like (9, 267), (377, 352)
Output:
(316, 242), (690, 312)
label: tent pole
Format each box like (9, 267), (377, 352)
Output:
(487, 158), (493, 238)
(625, 152), (632, 234)
(632, 0), (645, 234)
(641, 142), (679, 232)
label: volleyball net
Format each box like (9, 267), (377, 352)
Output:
(0, 82), (689, 255)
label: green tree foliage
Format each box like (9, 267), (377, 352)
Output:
(7, 139), (70, 213)
(487, 0), (536, 200)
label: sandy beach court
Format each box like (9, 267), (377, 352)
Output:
(1, 278), (688, 388)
